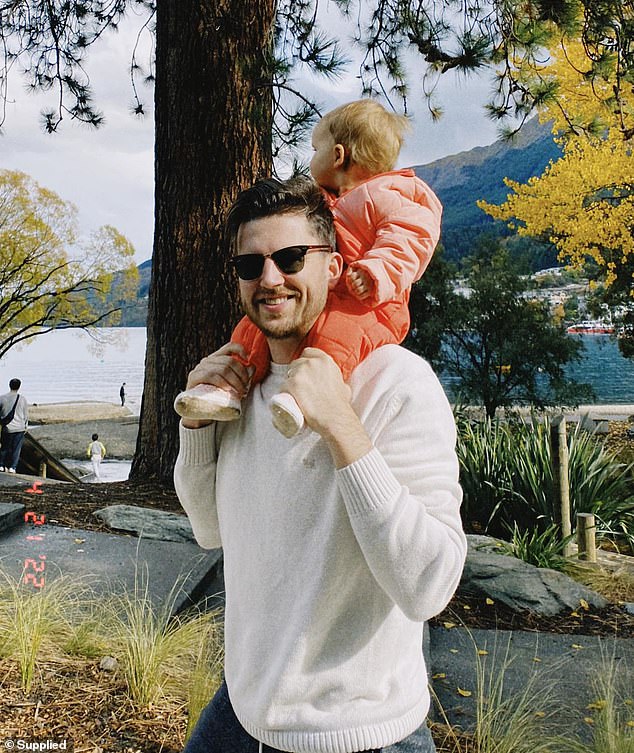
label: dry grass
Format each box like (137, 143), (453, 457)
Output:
(0, 655), (187, 752)
(567, 562), (634, 604)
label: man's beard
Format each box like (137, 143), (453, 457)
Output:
(241, 284), (328, 342)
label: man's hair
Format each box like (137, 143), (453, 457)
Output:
(92, 433), (99, 441)
(9, 378), (20, 391)
(226, 175), (336, 252)
(318, 99), (410, 174)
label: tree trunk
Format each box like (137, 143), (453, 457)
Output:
(130, 0), (274, 483)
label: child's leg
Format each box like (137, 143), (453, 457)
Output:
(174, 317), (271, 420)
(270, 293), (410, 437)
(304, 293), (410, 381)
(231, 316), (271, 386)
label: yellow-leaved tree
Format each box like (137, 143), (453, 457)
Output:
(480, 33), (634, 294)
(0, 169), (138, 360)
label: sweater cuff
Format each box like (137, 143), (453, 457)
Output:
(178, 421), (217, 465)
(336, 447), (402, 517)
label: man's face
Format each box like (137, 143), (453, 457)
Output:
(235, 212), (342, 364)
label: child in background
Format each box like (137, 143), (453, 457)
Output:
(174, 99), (443, 436)
(87, 433), (106, 481)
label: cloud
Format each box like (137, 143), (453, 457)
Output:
(1, 8), (506, 265)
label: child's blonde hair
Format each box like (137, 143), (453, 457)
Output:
(318, 99), (411, 174)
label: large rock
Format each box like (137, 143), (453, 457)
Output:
(0, 502), (25, 533)
(94, 504), (195, 544)
(461, 535), (607, 615)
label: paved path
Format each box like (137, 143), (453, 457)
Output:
(429, 624), (634, 743)
(0, 497), (222, 615)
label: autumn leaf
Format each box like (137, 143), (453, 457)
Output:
(443, 621), (457, 630)
(457, 687), (472, 697)
(432, 673), (446, 680)
(587, 700), (607, 711)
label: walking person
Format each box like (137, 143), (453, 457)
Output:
(86, 433), (106, 481)
(0, 378), (29, 474)
(175, 176), (466, 753)
(119, 382), (126, 406)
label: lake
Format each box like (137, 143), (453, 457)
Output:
(0, 327), (633, 407)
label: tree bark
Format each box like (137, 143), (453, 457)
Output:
(130, 0), (274, 483)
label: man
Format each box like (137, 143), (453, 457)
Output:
(120, 382), (126, 406)
(174, 176), (466, 753)
(0, 378), (29, 474)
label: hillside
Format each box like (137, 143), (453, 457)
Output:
(119, 119), (563, 325)
(413, 117), (562, 266)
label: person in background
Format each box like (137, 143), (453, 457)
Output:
(120, 383), (126, 407)
(175, 176), (465, 753)
(0, 378), (29, 474)
(87, 433), (107, 481)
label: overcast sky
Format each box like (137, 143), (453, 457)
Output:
(1, 11), (504, 265)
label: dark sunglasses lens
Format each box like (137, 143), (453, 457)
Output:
(233, 255), (264, 280)
(273, 246), (306, 274)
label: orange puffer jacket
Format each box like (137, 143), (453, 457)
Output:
(232, 169), (442, 383)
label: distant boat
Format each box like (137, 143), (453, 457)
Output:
(566, 320), (615, 335)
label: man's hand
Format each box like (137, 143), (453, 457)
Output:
(181, 343), (253, 429)
(347, 267), (374, 301)
(282, 348), (373, 468)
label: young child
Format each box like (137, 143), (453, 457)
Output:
(174, 99), (443, 436)
(87, 433), (106, 481)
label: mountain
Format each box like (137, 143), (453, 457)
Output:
(413, 117), (562, 267)
(119, 120), (564, 325)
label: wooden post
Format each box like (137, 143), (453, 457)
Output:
(550, 416), (573, 557)
(577, 513), (597, 563)
(39, 462), (47, 478)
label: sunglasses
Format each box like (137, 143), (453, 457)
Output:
(230, 244), (332, 280)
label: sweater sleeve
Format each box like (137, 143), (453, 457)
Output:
(336, 367), (466, 622)
(173, 422), (222, 549)
(347, 179), (442, 305)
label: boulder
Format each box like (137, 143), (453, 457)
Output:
(93, 504), (195, 544)
(461, 534), (607, 615)
(0, 502), (25, 533)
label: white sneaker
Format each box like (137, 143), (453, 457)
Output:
(270, 392), (305, 438)
(8, 468), (16, 474)
(0, 466), (5, 472)
(174, 384), (242, 421)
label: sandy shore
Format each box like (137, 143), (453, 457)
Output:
(29, 401), (134, 424)
(26, 401), (138, 461)
(23, 400), (633, 463)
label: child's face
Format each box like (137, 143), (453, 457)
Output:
(310, 123), (341, 191)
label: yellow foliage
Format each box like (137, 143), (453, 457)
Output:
(0, 170), (138, 357)
(518, 36), (634, 140)
(479, 135), (634, 290)
(481, 19), (634, 292)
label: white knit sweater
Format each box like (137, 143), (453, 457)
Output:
(174, 345), (466, 753)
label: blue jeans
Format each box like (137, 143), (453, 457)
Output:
(0, 429), (25, 470)
(184, 681), (436, 753)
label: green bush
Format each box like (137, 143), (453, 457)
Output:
(457, 415), (634, 552)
